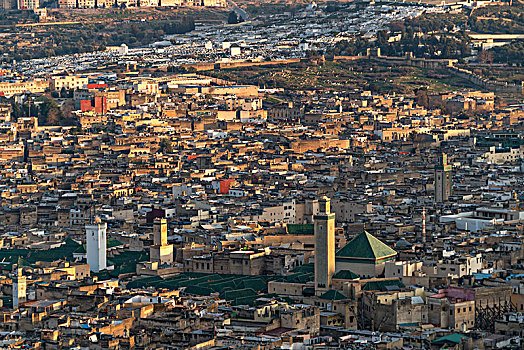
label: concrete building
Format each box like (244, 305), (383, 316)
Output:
(423, 254), (483, 278)
(331, 199), (373, 224)
(0, 79), (49, 96)
(440, 208), (524, 233)
(86, 219), (107, 273)
(494, 313), (524, 338)
(50, 75), (88, 91)
(314, 196), (336, 294)
(185, 248), (305, 276)
(427, 288), (476, 331)
(361, 289), (427, 332)
(17, 0), (38, 9)
(483, 145), (524, 164)
(280, 305), (320, 336)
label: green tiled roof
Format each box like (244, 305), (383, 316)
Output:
(283, 272), (314, 283)
(302, 287), (315, 296)
(108, 238), (124, 248)
(432, 334), (467, 345)
(238, 278), (267, 293)
(127, 276), (163, 289)
(362, 279), (404, 291)
(319, 290), (347, 300)
(185, 285), (214, 296)
(107, 251), (149, 277)
(0, 238), (81, 265)
(126, 272), (312, 305)
(221, 288), (258, 301)
(292, 263), (314, 274)
(233, 293), (283, 307)
(287, 224), (314, 235)
(76, 238), (123, 254)
(332, 270), (359, 280)
(336, 231), (397, 260)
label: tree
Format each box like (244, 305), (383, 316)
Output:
(477, 49), (493, 64)
(47, 108), (61, 125)
(228, 11), (239, 25)
(159, 138), (173, 154)
(39, 98), (63, 126)
(12, 102), (22, 120)
(325, 3), (341, 12)
(494, 96), (507, 109)
(164, 17), (195, 35)
(376, 30), (389, 45)
(415, 88), (429, 108)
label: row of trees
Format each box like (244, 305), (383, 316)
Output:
(469, 17), (524, 34)
(163, 17), (195, 35)
(389, 13), (466, 36)
(469, 4), (524, 34)
(329, 30), (471, 59)
(491, 41), (524, 65)
(1, 16), (196, 62)
(11, 98), (76, 126)
(327, 10), (473, 60)
(227, 11), (243, 25)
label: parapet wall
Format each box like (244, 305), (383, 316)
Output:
(447, 66), (524, 94)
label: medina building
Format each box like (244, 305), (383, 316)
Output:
(335, 231), (397, 278)
(314, 195), (397, 295)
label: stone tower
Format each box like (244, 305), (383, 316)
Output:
(86, 218), (107, 273)
(13, 258), (26, 310)
(150, 218), (173, 265)
(314, 196), (336, 295)
(435, 153), (452, 203)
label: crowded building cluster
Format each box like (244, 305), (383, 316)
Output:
(0, 68), (522, 349)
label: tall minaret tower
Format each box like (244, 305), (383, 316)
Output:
(13, 258), (26, 310)
(435, 153), (452, 203)
(86, 217), (107, 273)
(314, 196), (336, 295)
(150, 218), (173, 265)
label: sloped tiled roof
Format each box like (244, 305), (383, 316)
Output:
(319, 290), (347, 301)
(362, 279), (405, 291)
(336, 231), (397, 260)
(432, 334), (467, 345)
(332, 269), (359, 280)
(292, 263), (314, 274)
(287, 224), (314, 235)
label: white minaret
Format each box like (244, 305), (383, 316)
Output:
(13, 259), (26, 310)
(86, 218), (107, 273)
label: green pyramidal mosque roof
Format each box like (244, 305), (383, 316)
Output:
(336, 231), (397, 262)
